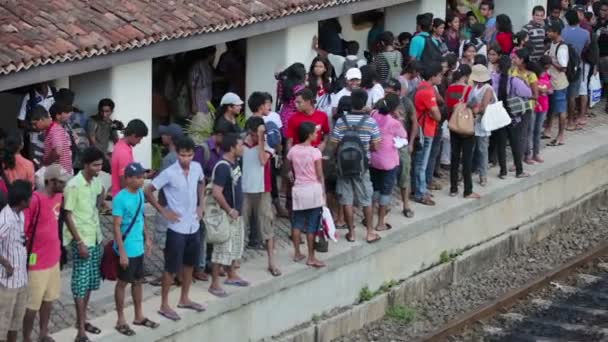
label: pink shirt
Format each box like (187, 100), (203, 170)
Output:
(44, 122), (73, 175)
(111, 139), (133, 197)
(24, 192), (62, 271)
(286, 144), (325, 210)
(535, 72), (552, 113)
(370, 112), (407, 170)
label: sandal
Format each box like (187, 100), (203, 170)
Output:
(293, 254), (306, 262)
(74, 337), (91, 342)
(547, 139), (564, 146)
(84, 322), (101, 335)
(345, 232), (355, 242)
(366, 235), (382, 244)
(115, 324), (136, 337)
(133, 318), (159, 329)
(224, 279), (250, 287)
(414, 197), (435, 206)
(402, 208), (414, 218)
(39, 336), (56, 342)
(157, 309), (181, 321)
(208, 287), (229, 298)
(516, 172), (530, 178)
(375, 223), (392, 232)
(464, 192), (481, 199)
(177, 302), (207, 312)
(306, 260), (326, 268)
(268, 267), (282, 277)
(335, 223), (348, 230)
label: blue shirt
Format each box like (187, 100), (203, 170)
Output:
(562, 25), (590, 57)
(112, 189), (145, 257)
(409, 32), (430, 60)
(152, 161), (204, 234)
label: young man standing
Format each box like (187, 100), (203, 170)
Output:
(242, 117), (280, 276)
(522, 6), (547, 61)
(331, 68), (362, 115)
(209, 133), (248, 297)
(287, 89), (331, 151)
(544, 23), (570, 146)
(111, 119), (148, 198)
(146, 137), (206, 321)
(22, 165), (69, 342)
(87, 98), (119, 171)
(0, 180), (33, 342)
(409, 14), (434, 61)
(63, 147), (106, 342)
(413, 62), (443, 206)
(18, 83), (55, 168)
(479, 0), (496, 43)
(113, 162), (158, 336)
(29, 106), (53, 171)
(44, 103), (73, 175)
(330, 89), (381, 244)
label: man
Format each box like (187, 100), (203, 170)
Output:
(22, 165), (69, 342)
(29, 106), (53, 172)
(479, 0), (496, 43)
(43, 102), (73, 175)
(331, 68), (362, 115)
(544, 23), (570, 146)
(209, 133), (248, 297)
(242, 117), (280, 276)
(111, 119), (148, 198)
(547, 0), (567, 32)
(146, 137), (206, 321)
(522, 6), (548, 61)
(409, 14), (434, 61)
(329, 89), (381, 244)
(595, 0), (608, 113)
(287, 89), (331, 151)
(112, 162), (158, 336)
(18, 83), (55, 168)
(63, 147), (106, 342)
(576, 5), (593, 32)
(562, 9), (590, 130)
(0, 180), (33, 342)
(87, 98), (119, 171)
(413, 62), (443, 206)
(384, 79), (417, 218)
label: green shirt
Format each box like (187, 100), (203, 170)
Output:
(63, 172), (103, 247)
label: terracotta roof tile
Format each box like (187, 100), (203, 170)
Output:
(0, 0), (359, 76)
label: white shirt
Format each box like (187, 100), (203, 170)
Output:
(327, 54), (367, 77)
(264, 111), (282, 129)
(0, 205), (27, 288)
(331, 88), (351, 110)
(18, 88), (55, 121)
(366, 83), (385, 108)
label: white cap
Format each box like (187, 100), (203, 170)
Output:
(345, 68), (362, 80)
(220, 92), (244, 106)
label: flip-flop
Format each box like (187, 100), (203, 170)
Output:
(293, 254), (306, 263)
(541, 134), (551, 139)
(547, 140), (564, 147)
(366, 235), (382, 244)
(39, 336), (56, 342)
(157, 309), (181, 321)
(74, 337), (91, 342)
(268, 267), (282, 277)
(375, 223), (392, 232)
(224, 279), (250, 287)
(177, 302), (207, 312)
(306, 261), (326, 268)
(84, 323), (101, 335)
(115, 324), (136, 336)
(208, 287), (229, 298)
(335, 223), (348, 230)
(133, 318), (159, 329)
(402, 208), (414, 218)
(345, 232), (355, 242)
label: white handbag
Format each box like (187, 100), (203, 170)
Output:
(481, 91), (511, 132)
(589, 73), (602, 108)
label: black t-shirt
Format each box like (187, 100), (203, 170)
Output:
(214, 115), (242, 135)
(213, 159), (243, 212)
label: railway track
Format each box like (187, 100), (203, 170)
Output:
(420, 242), (608, 342)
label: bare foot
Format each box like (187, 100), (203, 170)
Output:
(293, 254), (306, 262)
(306, 258), (326, 268)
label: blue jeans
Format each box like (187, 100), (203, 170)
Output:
(475, 136), (489, 178)
(426, 135), (442, 185)
(414, 136), (433, 200)
(530, 111), (547, 157)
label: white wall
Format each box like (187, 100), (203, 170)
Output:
(496, 0), (547, 32)
(385, 0), (443, 35)
(338, 15), (372, 58)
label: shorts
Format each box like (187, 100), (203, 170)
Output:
(211, 216), (244, 266)
(550, 88), (568, 115)
(0, 287), (27, 336)
(323, 159), (338, 193)
(397, 147), (411, 189)
(117, 255), (144, 283)
(27, 262), (61, 310)
(370, 167), (398, 206)
(578, 63), (591, 96)
(600, 56), (608, 84)
(71, 242), (101, 299)
(242, 193), (274, 240)
(164, 229), (201, 274)
(336, 171), (373, 207)
(567, 71), (582, 98)
(291, 207), (323, 234)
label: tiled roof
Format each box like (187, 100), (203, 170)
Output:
(0, 0), (359, 76)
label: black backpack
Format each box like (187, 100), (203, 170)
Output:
(556, 42), (581, 83)
(421, 36), (443, 64)
(336, 115), (369, 178)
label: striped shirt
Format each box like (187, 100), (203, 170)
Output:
(44, 122), (73, 175)
(330, 113), (381, 159)
(0, 205), (27, 289)
(522, 22), (546, 61)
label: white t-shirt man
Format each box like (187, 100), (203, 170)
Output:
(328, 54), (367, 77)
(18, 88), (55, 121)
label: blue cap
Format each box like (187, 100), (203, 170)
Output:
(124, 162), (146, 177)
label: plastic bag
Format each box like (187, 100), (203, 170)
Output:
(321, 207), (338, 242)
(589, 73), (602, 108)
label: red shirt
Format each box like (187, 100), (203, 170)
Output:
(44, 121), (73, 175)
(111, 139), (134, 197)
(24, 191), (63, 270)
(286, 110), (330, 147)
(446, 84), (472, 119)
(496, 32), (514, 54)
(414, 81), (440, 137)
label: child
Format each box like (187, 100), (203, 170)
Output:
(287, 122), (326, 268)
(530, 56), (553, 163)
(112, 162), (158, 336)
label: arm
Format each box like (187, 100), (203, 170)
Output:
(476, 88), (495, 115)
(196, 170), (205, 219)
(112, 215), (128, 268)
(312, 36), (329, 58)
(87, 119), (97, 147)
(257, 126), (271, 166)
(145, 173), (179, 222)
(64, 210), (89, 259)
(429, 106), (442, 121)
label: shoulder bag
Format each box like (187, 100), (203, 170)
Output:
(481, 86), (512, 132)
(448, 86), (475, 136)
(203, 160), (234, 244)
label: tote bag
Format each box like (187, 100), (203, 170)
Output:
(203, 161), (233, 244)
(481, 91), (511, 132)
(448, 87), (475, 136)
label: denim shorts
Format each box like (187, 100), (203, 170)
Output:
(291, 207), (322, 234)
(551, 88), (567, 114)
(370, 167), (398, 206)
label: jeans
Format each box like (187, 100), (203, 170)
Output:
(497, 123), (524, 176)
(426, 135), (442, 184)
(520, 110), (532, 160)
(475, 136), (489, 178)
(450, 132), (475, 196)
(414, 136), (434, 200)
(530, 111), (547, 157)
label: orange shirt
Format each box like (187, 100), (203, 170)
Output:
(4, 154), (35, 186)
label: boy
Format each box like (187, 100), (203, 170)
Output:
(112, 162), (158, 336)
(44, 102), (73, 175)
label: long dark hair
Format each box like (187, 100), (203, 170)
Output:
(496, 14), (513, 34)
(375, 93), (400, 115)
(514, 48), (532, 70)
(3, 132), (23, 170)
(278, 63), (306, 102)
(497, 55), (512, 102)
(308, 56), (332, 96)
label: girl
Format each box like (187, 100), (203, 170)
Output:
(446, 65), (479, 198)
(495, 14), (514, 55)
(399, 61), (420, 97)
(487, 44), (503, 74)
(492, 55), (532, 179)
(360, 65), (385, 108)
(307, 57), (333, 117)
(468, 64), (495, 186)
(277, 63), (307, 133)
(460, 43), (477, 66)
(459, 23), (487, 58)
(510, 49), (539, 165)
(444, 13), (461, 55)
(462, 11), (478, 40)
(432, 18), (449, 56)
(370, 94), (407, 231)
(511, 31), (529, 58)
(287, 122), (326, 268)
(2, 132), (34, 186)
(529, 56), (553, 163)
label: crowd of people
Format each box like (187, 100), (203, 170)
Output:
(0, 0), (608, 341)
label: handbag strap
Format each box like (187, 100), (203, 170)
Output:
(26, 193), (42, 268)
(121, 192), (143, 241)
(210, 160), (236, 210)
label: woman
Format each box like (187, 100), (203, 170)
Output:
(2, 132), (34, 186)
(370, 94), (407, 231)
(432, 18), (449, 56)
(492, 55), (532, 179)
(510, 49), (538, 165)
(444, 13), (461, 55)
(487, 44), (503, 74)
(446, 65), (479, 198)
(459, 23), (487, 58)
(307, 56), (333, 117)
(495, 14), (514, 55)
(468, 64), (495, 186)
(360, 65), (385, 108)
(373, 31), (402, 83)
(511, 31), (529, 58)
(277, 63), (307, 133)
(460, 43), (477, 66)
